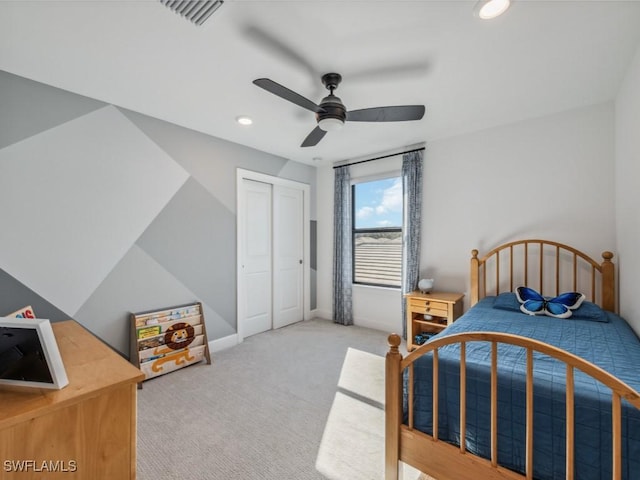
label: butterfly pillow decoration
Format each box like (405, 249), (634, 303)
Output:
(515, 286), (585, 319)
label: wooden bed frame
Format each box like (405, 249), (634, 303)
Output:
(385, 239), (640, 480)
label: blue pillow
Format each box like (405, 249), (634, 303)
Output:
(571, 301), (609, 322)
(492, 291), (609, 322)
(493, 292), (521, 311)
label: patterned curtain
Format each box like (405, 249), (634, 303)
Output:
(333, 165), (353, 325)
(401, 150), (424, 338)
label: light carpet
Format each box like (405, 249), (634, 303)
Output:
(316, 347), (422, 480)
(136, 318), (423, 480)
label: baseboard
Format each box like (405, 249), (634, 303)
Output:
(313, 308), (332, 320)
(353, 315), (399, 334)
(209, 333), (238, 353)
(312, 310), (398, 333)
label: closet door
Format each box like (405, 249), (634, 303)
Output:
(240, 179), (272, 338)
(273, 184), (304, 329)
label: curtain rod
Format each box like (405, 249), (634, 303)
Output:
(333, 146), (425, 169)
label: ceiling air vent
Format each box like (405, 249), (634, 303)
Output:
(160, 0), (224, 26)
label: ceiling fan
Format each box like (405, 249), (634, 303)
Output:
(253, 73), (425, 147)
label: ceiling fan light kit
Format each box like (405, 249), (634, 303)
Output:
(318, 118), (344, 132)
(253, 72), (425, 147)
(475, 0), (511, 19)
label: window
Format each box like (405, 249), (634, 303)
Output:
(352, 176), (402, 288)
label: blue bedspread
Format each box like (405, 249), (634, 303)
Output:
(409, 297), (640, 480)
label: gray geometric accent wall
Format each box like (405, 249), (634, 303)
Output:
(0, 70), (317, 356)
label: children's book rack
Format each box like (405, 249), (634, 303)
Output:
(130, 302), (211, 387)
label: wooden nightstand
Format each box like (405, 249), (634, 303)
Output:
(405, 291), (464, 350)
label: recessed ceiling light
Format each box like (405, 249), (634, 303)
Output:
(475, 0), (511, 20)
(236, 116), (253, 126)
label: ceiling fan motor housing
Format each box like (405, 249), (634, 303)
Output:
(316, 95), (347, 130)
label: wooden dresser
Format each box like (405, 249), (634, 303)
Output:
(0, 320), (144, 479)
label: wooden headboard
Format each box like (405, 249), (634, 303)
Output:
(470, 239), (615, 312)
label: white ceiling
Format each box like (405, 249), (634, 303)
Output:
(2, 1), (640, 165)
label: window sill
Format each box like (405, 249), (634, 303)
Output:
(352, 283), (401, 293)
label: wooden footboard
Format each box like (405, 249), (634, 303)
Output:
(385, 333), (640, 480)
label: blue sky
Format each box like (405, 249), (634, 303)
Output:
(354, 177), (402, 228)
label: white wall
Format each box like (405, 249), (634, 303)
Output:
(615, 43), (640, 334)
(316, 102), (617, 333)
(316, 163), (335, 322)
(423, 102), (616, 306)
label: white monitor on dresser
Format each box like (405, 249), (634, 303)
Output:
(0, 317), (68, 389)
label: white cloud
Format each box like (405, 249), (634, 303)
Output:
(357, 206), (374, 219)
(375, 178), (402, 215)
(377, 220), (392, 227)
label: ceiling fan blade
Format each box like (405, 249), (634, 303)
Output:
(244, 26), (319, 79)
(347, 105), (425, 122)
(253, 78), (324, 114)
(301, 126), (327, 148)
